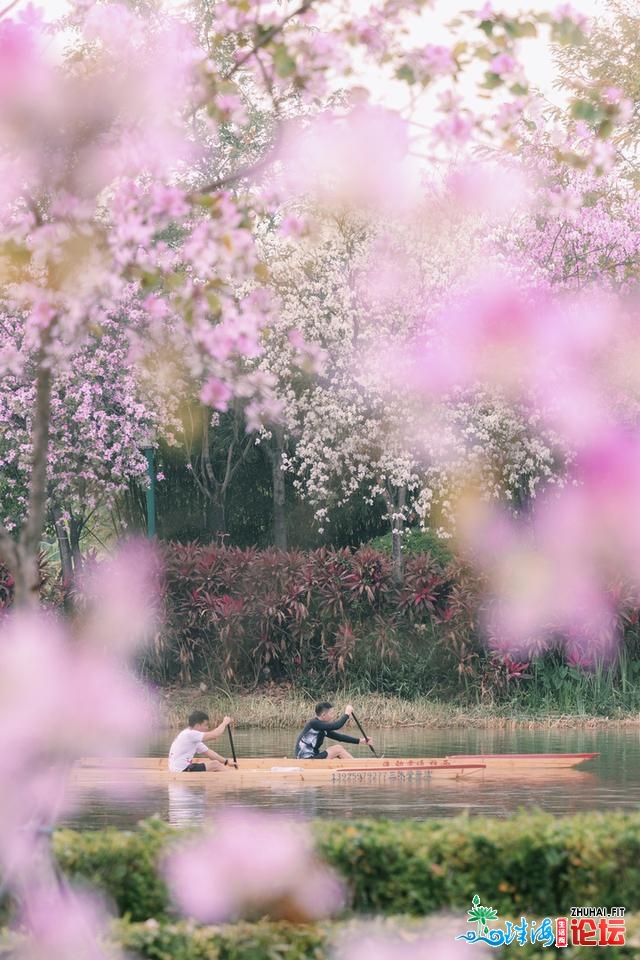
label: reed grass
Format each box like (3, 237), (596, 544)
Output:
(157, 685), (640, 730)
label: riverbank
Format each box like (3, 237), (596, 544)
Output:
(158, 686), (640, 729)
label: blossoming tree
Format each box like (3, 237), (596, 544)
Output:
(2, 1), (636, 955)
(261, 206), (563, 582)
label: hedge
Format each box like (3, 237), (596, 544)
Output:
(2, 917), (638, 960)
(112, 916), (640, 960)
(114, 919), (329, 960)
(4, 917), (635, 960)
(53, 818), (172, 921)
(50, 812), (640, 923)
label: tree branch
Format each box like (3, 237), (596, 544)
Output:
(191, 2), (310, 197)
(224, 0), (313, 81)
(0, 0), (20, 20)
(192, 139), (279, 198)
(20, 355), (52, 560)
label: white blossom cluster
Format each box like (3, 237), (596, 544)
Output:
(259, 206), (564, 540)
(415, 390), (565, 535)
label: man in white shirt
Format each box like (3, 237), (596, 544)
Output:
(168, 710), (237, 772)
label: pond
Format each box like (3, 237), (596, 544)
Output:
(64, 725), (640, 830)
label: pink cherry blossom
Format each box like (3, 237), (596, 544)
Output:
(0, 616), (152, 876)
(455, 430), (640, 659)
(280, 214), (308, 238)
(552, 3), (589, 30)
(434, 111), (474, 146)
(422, 44), (456, 76)
(77, 540), (160, 655)
(201, 377), (233, 411)
(277, 106), (411, 213)
(15, 887), (120, 960)
(490, 54), (518, 77)
(164, 808), (345, 923)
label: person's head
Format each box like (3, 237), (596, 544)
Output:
(315, 701), (334, 721)
(188, 710), (210, 731)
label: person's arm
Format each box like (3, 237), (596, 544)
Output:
(329, 733), (373, 747)
(203, 747), (236, 766)
(312, 714), (350, 732)
(326, 730), (361, 744)
(201, 716), (232, 739)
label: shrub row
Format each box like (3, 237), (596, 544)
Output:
(150, 543), (640, 703)
(114, 919), (329, 960)
(154, 543), (465, 689)
(51, 812), (640, 923)
(114, 915), (640, 960)
(3, 916), (638, 960)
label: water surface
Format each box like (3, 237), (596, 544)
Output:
(64, 726), (640, 829)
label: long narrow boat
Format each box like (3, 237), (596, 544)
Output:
(72, 759), (485, 786)
(78, 752), (598, 771)
(73, 752), (598, 788)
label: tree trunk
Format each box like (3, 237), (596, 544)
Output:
(385, 485), (406, 588)
(11, 544), (43, 610)
(69, 516), (83, 574)
(8, 359), (53, 608)
(189, 406), (256, 544)
(270, 425), (288, 550)
(52, 507), (74, 589)
(211, 498), (227, 537)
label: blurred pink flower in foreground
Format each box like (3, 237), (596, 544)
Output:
(15, 887), (118, 960)
(77, 539), (159, 654)
(0, 544), (156, 876)
(0, 610), (152, 872)
(164, 808), (345, 922)
(458, 432), (640, 662)
(388, 274), (627, 447)
(0, 6), (199, 207)
(277, 106), (411, 212)
(445, 162), (528, 220)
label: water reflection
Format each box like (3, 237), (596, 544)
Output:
(63, 726), (640, 829)
(168, 783), (207, 826)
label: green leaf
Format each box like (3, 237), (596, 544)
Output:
(396, 64), (416, 85)
(570, 100), (598, 122)
(551, 21), (586, 46)
(597, 118), (614, 139)
(273, 45), (296, 78)
(483, 71), (504, 89)
(517, 20), (538, 38)
(504, 19), (537, 39)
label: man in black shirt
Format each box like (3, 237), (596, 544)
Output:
(294, 702), (373, 759)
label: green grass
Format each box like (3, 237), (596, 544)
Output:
(514, 653), (640, 717)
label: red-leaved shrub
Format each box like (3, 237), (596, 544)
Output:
(154, 544), (458, 686)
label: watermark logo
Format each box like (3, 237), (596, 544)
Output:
(455, 895), (626, 947)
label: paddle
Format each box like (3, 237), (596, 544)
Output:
(227, 723), (239, 768)
(351, 710), (378, 757)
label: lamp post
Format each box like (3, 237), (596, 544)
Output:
(141, 445), (156, 538)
